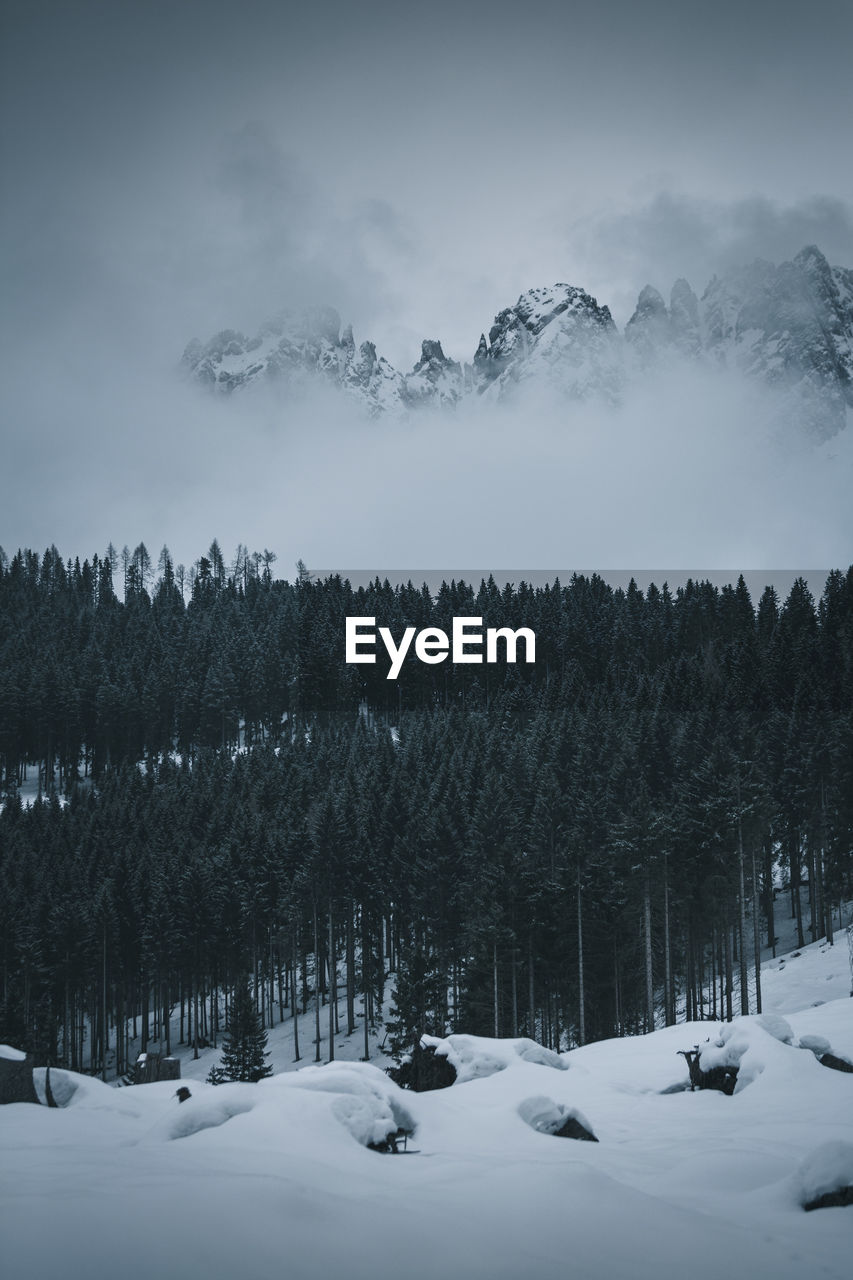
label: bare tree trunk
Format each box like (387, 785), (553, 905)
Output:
(553, 985), (560, 1051)
(577, 859), (585, 1046)
(291, 929), (300, 1063)
(737, 785), (749, 1015)
(102, 925), (108, 1081)
(528, 938), (535, 1041)
(613, 941), (621, 1037)
(164, 979), (171, 1056)
(493, 942), (499, 1038)
(751, 848), (762, 1014)
(821, 779), (833, 944)
(793, 834), (805, 949)
(346, 901), (356, 1035)
(328, 901), (335, 1062)
(644, 871), (654, 1033)
(362, 905), (370, 1061)
(193, 970), (199, 1060)
(509, 896), (518, 1039)
(663, 853), (673, 1025)
(313, 900), (321, 1063)
(141, 969), (149, 1052)
(764, 837), (776, 954)
(724, 915), (733, 1022)
(712, 926), (722, 1013)
(269, 928), (275, 1029)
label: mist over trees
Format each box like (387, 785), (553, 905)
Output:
(0, 544), (851, 1077)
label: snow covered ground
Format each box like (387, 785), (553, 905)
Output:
(2, 932), (851, 1280)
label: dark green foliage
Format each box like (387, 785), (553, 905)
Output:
(387, 1041), (457, 1092)
(0, 547), (851, 1073)
(208, 983), (272, 1083)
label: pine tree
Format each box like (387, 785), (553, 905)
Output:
(207, 982), (272, 1083)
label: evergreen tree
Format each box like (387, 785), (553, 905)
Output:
(207, 982), (272, 1083)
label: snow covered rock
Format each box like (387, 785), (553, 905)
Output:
(694, 1009), (848, 1095)
(387, 1040), (457, 1092)
(798, 1140), (853, 1210)
(284, 1062), (415, 1149)
(32, 1066), (77, 1107)
(419, 1033), (568, 1083)
(818, 1052), (853, 1074)
(797, 1033), (832, 1056)
(0, 1047), (38, 1105)
(518, 1096), (597, 1141)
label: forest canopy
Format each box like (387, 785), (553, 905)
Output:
(0, 544), (851, 1079)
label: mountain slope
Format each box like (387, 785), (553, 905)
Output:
(625, 245), (853, 436)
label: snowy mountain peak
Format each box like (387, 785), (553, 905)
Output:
(619, 248), (853, 435)
(669, 278), (702, 356)
(632, 284), (667, 318)
(625, 285), (671, 361)
(794, 242), (833, 280)
(182, 246), (852, 434)
(474, 283), (622, 401)
(404, 339), (465, 409)
(413, 338), (453, 371)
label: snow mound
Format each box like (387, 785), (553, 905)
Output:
(753, 1013), (794, 1044)
(32, 1067), (79, 1107)
(420, 1033), (567, 1083)
(514, 1041), (568, 1070)
(797, 1034), (832, 1056)
(698, 1015), (803, 1091)
(140, 1089), (256, 1142)
(268, 1059), (414, 1152)
(518, 1095), (596, 1140)
(40, 1069), (123, 1110)
(798, 1141), (853, 1209)
(275, 1062), (416, 1149)
(331, 1090), (415, 1150)
(282, 1060), (404, 1100)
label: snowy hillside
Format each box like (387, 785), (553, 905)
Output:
(182, 245), (853, 435)
(2, 932), (850, 1280)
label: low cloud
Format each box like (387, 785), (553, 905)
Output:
(3, 350), (850, 574)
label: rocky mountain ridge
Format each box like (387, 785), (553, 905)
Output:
(182, 245), (853, 435)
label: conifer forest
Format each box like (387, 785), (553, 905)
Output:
(1, 543), (851, 1079)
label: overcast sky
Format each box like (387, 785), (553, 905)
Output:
(2, 0), (852, 570)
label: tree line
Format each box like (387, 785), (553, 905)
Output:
(0, 543), (851, 1077)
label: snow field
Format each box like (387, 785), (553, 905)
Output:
(1, 933), (851, 1280)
